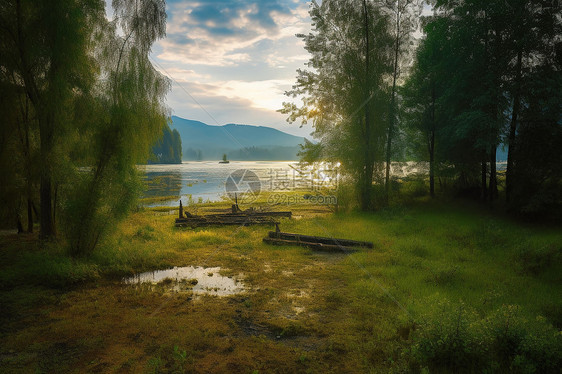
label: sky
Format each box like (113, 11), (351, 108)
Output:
(148, 0), (314, 138)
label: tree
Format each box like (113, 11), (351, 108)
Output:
(417, 0), (513, 201)
(0, 0), (103, 238)
(402, 16), (447, 198)
(281, 0), (392, 210)
(64, 0), (169, 255)
(150, 124), (182, 164)
(382, 0), (422, 203)
(0, 0), (170, 252)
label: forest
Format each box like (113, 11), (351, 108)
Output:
(149, 124), (182, 164)
(282, 0), (561, 219)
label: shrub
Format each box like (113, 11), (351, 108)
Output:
(412, 301), (562, 373)
(412, 301), (488, 372)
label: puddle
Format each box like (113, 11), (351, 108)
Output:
(123, 266), (244, 296)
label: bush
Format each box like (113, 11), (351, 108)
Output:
(412, 301), (488, 372)
(411, 301), (562, 373)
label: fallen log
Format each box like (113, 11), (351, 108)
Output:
(266, 231), (373, 249)
(263, 228), (373, 252)
(175, 215), (277, 228)
(263, 237), (357, 252)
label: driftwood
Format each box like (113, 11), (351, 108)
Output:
(176, 215), (277, 227)
(263, 226), (373, 252)
(175, 202), (291, 228)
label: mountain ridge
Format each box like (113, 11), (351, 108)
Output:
(170, 115), (305, 161)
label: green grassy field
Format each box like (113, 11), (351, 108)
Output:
(1, 198), (560, 373)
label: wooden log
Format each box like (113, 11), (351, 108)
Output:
(263, 237), (358, 252)
(175, 216), (277, 228)
(266, 231), (373, 248)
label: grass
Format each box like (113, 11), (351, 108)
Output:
(0, 197), (560, 373)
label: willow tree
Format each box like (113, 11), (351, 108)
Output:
(281, 0), (392, 210)
(64, 0), (170, 255)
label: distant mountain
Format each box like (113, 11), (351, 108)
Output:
(170, 116), (305, 161)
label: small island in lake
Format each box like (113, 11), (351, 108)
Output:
(219, 153), (230, 164)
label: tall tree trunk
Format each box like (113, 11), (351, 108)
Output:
(16, 0), (55, 239)
(481, 155), (487, 202)
(385, 8), (401, 205)
(429, 84), (436, 198)
(489, 144), (497, 201)
(429, 130), (435, 198)
(506, 49), (522, 203)
(361, 0), (373, 211)
(27, 198), (33, 233)
(39, 145), (54, 239)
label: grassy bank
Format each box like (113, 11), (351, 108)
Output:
(1, 199), (560, 373)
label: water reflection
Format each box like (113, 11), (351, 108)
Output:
(123, 266), (245, 296)
(143, 171), (182, 197)
(139, 161), (295, 206)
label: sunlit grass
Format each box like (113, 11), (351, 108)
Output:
(1, 198), (560, 372)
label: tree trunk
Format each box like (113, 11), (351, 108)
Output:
(506, 49), (522, 203)
(429, 130), (435, 198)
(39, 109), (55, 239)
(27, 198), (33, 233)
(39, 168), (54, 239)
(385, 8), (401, 205)
(481, 156), (487, 201)
(429, 83), (436, 198)
(361, 0), (372, 211)
(489, 144), (497, 201)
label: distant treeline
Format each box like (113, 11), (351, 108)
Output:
(183, 146), (300, 161)
(149, 125), (182, 164)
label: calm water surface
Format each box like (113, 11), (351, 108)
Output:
(140, 161), (296, 206)
(141, 161), (501, 206)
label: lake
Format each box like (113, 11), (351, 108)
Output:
(140, 161), (298, 206)
(140, 161), (431, 206)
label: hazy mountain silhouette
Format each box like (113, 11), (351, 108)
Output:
(170, 116), (305, 161)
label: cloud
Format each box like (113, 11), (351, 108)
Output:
(151, 0), (313, 138)
(159, 0), (308, 66)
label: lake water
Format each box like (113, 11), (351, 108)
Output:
(140, 161), (298, 206)
(141, 161), (506, 206)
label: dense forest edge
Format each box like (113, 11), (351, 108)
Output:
(148, 123), (182, 164)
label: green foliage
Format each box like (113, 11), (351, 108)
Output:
(146, 345), (193, 374)
(402, 0), (561, 209)
(0, 0), (170, 248)
(150, 124), (182, 164)
(412, 301), (562, 373)
(63, 164), (144, 256)
(281, 0), (393, 210)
